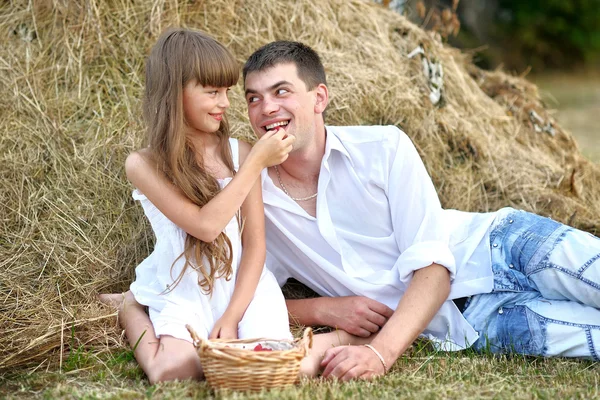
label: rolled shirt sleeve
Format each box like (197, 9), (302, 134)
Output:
(386, 128), (456, 284)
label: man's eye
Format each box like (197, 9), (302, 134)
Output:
(247, 96), (259, 103)
(276, 88), (288, 95)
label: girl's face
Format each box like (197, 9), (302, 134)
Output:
(182, 79), (230, 136)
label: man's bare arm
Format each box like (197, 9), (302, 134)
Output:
(286, 296), (394, 338)
(321, 263), (451, 380)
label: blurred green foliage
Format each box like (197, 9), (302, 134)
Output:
(495, 0), (600, 71)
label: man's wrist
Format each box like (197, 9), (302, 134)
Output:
(287, 298), (325, 327)
(370, 335), (403, 370)
(363, 344), (388, 374)
(311, 297), (329, 326)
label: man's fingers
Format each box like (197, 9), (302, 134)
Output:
(323, 346), (384, 381)
(321, 346), (344, 367)
(341, 365), (368, 382)
(328, 359), (356, 380)
(366, 312), (388, 329)
(361, 320), (381, 334)
(321, 347), (349, 377)
(358, 368), (379, 380)
(322, 352), (351, 379)
(350, 326), (372, 338)
(367, 300), (394, 319)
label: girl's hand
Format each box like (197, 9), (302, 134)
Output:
(209, 314), (239, 340)
(248, 128), (295, 168)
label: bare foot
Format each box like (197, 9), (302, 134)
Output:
(98, 293), (125, 308)
(98, 290), (141, 312)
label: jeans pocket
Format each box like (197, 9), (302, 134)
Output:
(497, 305), (546, 356)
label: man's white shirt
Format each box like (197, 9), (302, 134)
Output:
(262, 125), (497, 350)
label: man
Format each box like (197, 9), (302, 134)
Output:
(242, 40), (600, 380)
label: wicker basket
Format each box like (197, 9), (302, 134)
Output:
(186, 325), (313, 392)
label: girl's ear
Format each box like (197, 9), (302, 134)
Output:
(314, 83), (329, 114)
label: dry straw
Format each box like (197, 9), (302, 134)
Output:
(1, 0), (599, 373)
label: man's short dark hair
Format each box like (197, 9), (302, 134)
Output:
(243, 41), (326, 90)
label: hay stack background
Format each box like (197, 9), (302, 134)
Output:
(1, 0), (599, 372)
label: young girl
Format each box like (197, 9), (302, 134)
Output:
(102, 28), (370, 384)
(100, 28), (299, 383)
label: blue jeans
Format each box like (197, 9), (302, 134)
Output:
(463, 208), (600, 359)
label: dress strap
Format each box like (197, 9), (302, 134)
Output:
(229, 138), (240, 171)
(132, 189), (147, 200)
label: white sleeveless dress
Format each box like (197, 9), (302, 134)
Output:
(130, 138), (292, 342)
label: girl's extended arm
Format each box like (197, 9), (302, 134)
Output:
(125, 130), (293, 243)
(209, 141), (266, 338)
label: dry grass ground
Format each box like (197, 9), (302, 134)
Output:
(1, 0), (599, 397)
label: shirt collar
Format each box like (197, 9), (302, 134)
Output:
(324, 126), (354, 166)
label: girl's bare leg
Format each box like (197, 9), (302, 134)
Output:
(99, 291), (202, 383)
(299, 329), (375, 377)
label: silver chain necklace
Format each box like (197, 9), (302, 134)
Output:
(273, 165), (318, 201)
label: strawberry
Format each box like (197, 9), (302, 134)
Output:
(253, 343), (272, 351)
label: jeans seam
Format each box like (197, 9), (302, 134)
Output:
(580, 252), (600, 275)
(498, 306), (545, 355)
(521, 306), (600, 329)
(513, 305), (600, 359)
(529, 225), (568, 273)
(528, 264), (600, 291)
(585, 328), (600, 362)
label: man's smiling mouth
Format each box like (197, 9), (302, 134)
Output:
(264, 121), (289, 131)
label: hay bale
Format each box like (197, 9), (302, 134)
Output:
(1, 0), (598, 372)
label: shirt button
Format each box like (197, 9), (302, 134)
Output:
(509, 219), (514, 223)
(493, 243), (499, 248)
(509, 264), (514, 269)
(498, 307), (504, 314)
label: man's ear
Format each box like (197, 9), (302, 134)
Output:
(314, 83), (329, 114)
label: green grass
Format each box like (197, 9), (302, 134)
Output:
(1, 347), (598, 399)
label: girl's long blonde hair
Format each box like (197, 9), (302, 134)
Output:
(143, 28), (239, 294)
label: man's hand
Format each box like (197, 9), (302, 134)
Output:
(318, 296), (394, 337)
(319, 263), (451, 380)
(320, 345), (386, 381)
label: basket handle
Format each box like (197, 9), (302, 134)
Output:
(301, 327), (313, 354)
(186, 324), (202, 347)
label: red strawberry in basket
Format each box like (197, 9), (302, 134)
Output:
(253, 343), (272, 351)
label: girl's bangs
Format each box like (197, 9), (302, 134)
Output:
(192, 42), (239, 88)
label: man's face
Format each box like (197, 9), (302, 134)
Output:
(244, 63), (322, 150)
